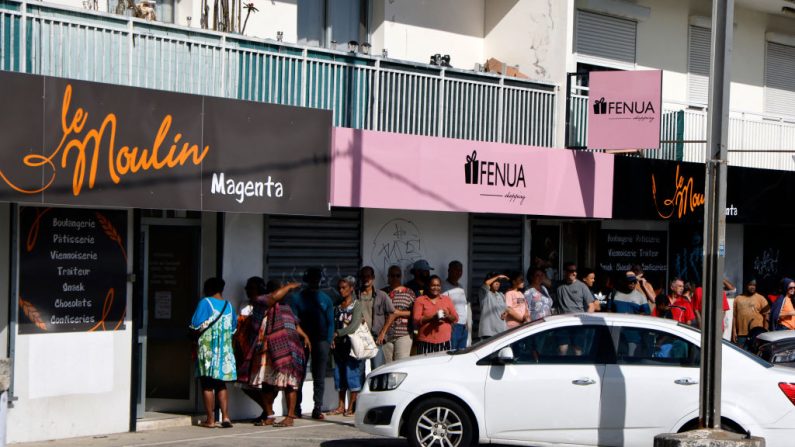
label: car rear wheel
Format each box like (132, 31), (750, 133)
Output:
(406, 397), (474, 447)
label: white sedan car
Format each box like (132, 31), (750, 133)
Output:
(355, 313), (795, 447)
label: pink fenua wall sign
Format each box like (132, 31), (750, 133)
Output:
(331, 128), (614, 218)
(587, 69), (662, 150)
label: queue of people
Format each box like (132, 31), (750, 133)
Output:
(189, 258), (788, 428)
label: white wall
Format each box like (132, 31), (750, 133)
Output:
(191, 0), (298, 41)
(373, 0), (485, 70)
(630, 0), (790, 114)
(222, 213), (264, 311)
(8, 211), (134, 444)
(363, 209), (469, 291)
(485, 0), (570, 82)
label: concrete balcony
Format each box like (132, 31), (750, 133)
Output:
(0, 0), (557, 147)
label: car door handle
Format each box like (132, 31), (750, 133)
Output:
(572, 377), (597, 386)
(674, 377), (699, 386)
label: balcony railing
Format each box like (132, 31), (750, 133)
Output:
(0, 0), (557, 147)
(568, 93), (795, 171)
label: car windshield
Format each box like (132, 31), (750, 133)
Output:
(676, 323), (772, 368)
(449, 319), (546, 355)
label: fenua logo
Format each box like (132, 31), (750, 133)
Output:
(464, 151), (526, 204)
(464, 150), (526, 187)
(592, 97), (656, 120)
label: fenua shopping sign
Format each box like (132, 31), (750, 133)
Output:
(332, 128), (615, 218)
(0, 71), (331, 215)
(587, 69), (662, 150)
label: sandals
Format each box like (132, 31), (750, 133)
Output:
(198, 421), (216, 428)
(325, 408), (345, 416)
(220, 420), (234, 428)
(343, 410), (355, 417)
(273, 416), (295, 427)
(254, 413), (276, 426)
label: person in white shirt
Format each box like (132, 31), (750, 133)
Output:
(442, 260), (469, 350)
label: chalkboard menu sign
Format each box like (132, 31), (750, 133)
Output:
(18, 207), (127, 334)
(597, 229), (668, 287)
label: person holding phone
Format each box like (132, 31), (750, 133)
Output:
(412, 275), (458, 354)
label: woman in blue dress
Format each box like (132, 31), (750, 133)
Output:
(190, 277), (237, 428)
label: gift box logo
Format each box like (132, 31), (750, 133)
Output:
(593, 97), (607, 114)
(464, 150), (479, 184)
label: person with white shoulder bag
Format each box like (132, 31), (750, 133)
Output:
(328, 276), (365, 417)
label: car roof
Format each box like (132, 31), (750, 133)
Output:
(757, 330), (795, 342)
(542, 313), (683, 328)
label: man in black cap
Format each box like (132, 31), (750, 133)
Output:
(405, 259), (433, 298)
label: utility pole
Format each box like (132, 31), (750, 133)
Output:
(699, 0), (732, 429)
(655, 7), (764, 447)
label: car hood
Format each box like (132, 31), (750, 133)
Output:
(369, 351), (453, 375)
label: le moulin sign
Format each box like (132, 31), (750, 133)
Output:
(612, 157), (745, 222)
(332, 128), (614, 218)
(0, 71), (331, 215)
(587, 70), (662, 150)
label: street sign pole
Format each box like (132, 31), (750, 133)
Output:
(700, 0), (733, 430)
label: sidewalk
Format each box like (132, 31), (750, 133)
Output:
(12, 414), (396, 447)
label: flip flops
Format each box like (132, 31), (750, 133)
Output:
(220, 420), (234, 428)
(325, 408), (345, 416)
(273, 416), (294, 427)
(198, 421), (216, 428)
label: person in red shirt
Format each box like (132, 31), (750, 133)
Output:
(657, 278), (696, 326)
(412, 275), (458, 355)
(693, 285), (731, 330)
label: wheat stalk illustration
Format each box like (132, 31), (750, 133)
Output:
(96, 212), (127, 261)
(25, 208), (52, 252)
(19, 297), (47, 331)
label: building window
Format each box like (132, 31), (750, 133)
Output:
(298, 0), (369, 50)
(687, 25), (710, 106)
(575, 10), (637, 65)
(765, 41), (795, 117)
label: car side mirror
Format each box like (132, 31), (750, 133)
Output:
(496, 347), (515, 364)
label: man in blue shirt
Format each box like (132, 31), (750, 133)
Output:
(289, 267), (334, 419)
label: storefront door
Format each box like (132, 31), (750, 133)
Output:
(137, 222), (201, 416)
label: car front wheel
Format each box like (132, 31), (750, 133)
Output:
(406, 397), (475, 447)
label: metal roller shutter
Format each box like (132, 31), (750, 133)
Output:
(264, 208), (362, 289)
(688, 25), (710, 105)
(575, 10), (637, 64)
(468, 214), (525, 336)
(765, 42), (795, 117)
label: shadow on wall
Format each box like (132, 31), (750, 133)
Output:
(338, 130), (468, 212)
(336, 129), (610, 217)
(572, 150), (597, 217)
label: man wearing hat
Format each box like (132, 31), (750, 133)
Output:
(732, 279), (770, 349)
(611, 272), (650, 314)
(406, 259), (433, 298)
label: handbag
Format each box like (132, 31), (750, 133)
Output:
(348, 321), (379, 360)
(188, 300), (229, 342)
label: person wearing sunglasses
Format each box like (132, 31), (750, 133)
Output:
(555, 262), (596, 315)
(771, 277), (795, 331)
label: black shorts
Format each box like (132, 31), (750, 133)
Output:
(199, 376), (227, 391)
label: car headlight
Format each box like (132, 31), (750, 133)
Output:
(772, 348), (795, 363)
(369, 372), (407, 391)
